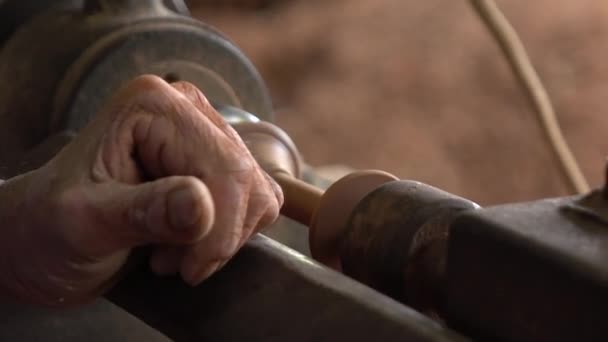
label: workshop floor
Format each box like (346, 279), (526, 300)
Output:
(191, 0), (608, 205)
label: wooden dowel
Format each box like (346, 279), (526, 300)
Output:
(274, 172), (324, 226)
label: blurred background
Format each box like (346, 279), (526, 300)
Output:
(188, 0), (608, 205)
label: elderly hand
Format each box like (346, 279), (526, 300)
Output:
(0, 75), (283, 307)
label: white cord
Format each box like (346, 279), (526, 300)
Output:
(470, 0), (590, 194)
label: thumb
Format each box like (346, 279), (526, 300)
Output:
(73, 176), (215, 255)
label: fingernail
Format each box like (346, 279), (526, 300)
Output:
(182, 259), (221, 286)
(168, 188), (200, 231)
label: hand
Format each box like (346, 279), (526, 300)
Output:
(0, 75), (283, 307)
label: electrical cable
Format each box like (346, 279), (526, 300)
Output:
(469, 0), (590, 194)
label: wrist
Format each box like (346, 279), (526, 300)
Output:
(0, 171), (44, 303)
(0, 169), (47, 237)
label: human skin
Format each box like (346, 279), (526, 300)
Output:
(0, 75), (283, 308)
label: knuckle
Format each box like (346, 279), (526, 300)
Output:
(171, 80), (197, 90)
(171, 81), (213, 111)
(215, 247), (235, 262)
(266, 199), (281, 223)
(246, 183), (282, 233)
(245, 202), (267, 232)
(243, 159), (257, 177)
(275, 188), (285, 209)
(259, 201), (280, 230)
(106, 76), (216, 128)
(266, 174), (284, 208)
(222, 227), (245, 260)
(204, 238), (237, 263)
(127, 75), (168, 92)
(53, 187), (86, 218)
(172, 81), (206, 98)
(258, 171), (284, 209)
(167, 176), (214, 236)
(177, 175), (203, 189)
(113, 75), (173, 117)
(230, 158), (257, 184)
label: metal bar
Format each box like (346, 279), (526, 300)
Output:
(108, 235), (466, 341)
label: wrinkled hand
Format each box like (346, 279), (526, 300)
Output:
(0, 75), (283, 307)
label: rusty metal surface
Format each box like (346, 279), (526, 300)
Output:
(339, 180), (479, 317)
(0, 0), (272, 167)
(108, 234), (467, 342)
(53, 17), (273, 132)
(447, 196), (608, 341)
(310, 170), (398, 271)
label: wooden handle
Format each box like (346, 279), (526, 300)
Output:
(233, 121), (323, 225)
(274, 172), (323, 226)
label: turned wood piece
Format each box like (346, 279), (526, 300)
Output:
(340, 181), (479, 318)
(232, 121), (398, 268)
(232, 121), (323, 225)
(309, 170), (398, 270)
(233, 120), (482, 318)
